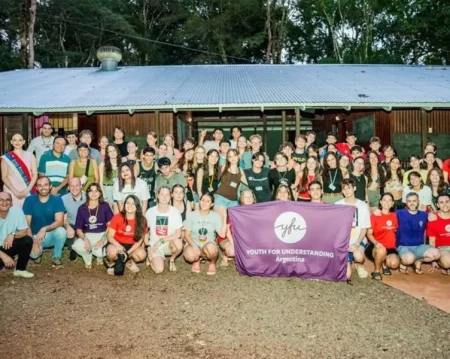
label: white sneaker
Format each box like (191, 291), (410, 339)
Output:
(356, 266), (369, 279)
(13, 270), (35, 278)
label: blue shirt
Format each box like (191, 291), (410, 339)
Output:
(23, 195), (66, 235)
(396, 209), (428, 247)
(0, 207), (28, 246)
(38, 151), (71, 195)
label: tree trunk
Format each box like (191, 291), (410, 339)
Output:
(27, 0), (37, 69)
(265, 0), (273, 63)
(20, 0), (30, 68)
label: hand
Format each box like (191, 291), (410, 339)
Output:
(84, 238), (91, 252)
(2, 233), (14, 250)
(51, 187), (60, 195)
(31, 242), (42, 257)
(35, 227), (46, 242)
(16, 190), (28, 199)
(200, 130), (207, 138)
(348, 243), (359, 253)
(0, 253), (15, 268)
(66, 226), (75, 239)
(80, 175), (88, 186)
(428, 212), (437, 222)
(115, 244), (125, 253)
(94, 239), (105, 249)
(428, 262), (439, 273)
(373, 208), (382, 216)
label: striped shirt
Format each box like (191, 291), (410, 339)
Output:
(38, 151), (71, 195)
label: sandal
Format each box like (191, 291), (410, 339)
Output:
(191, 261), (201, 273)
(399, 264), (409, 274)
(126, 261), (140, 273)
(382, 267), (391, 276)
(412, 262), (423, 275)
(169, 260), (176, 272)
(371, 272), (382, 281)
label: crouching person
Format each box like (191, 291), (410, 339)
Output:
(183, 193), (226, 275)
(144, 186), (183, 274)
(105, 195), (147, 275)
(0, 192), (34, 278)
(73, 183), (113, 269)
(23, 176), (67, 268)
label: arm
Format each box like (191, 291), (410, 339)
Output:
(161, 228), (182, 243)
(34, 211), (65, 242)
(184, 230), (195, 247)
(428, 236), (436, 247)
(356, 228), (367, 246)
(99, 162), (105, 193)
(52, 175), (69, 195)
(128, 236), (145, 255)
(25, 155), (38, 194)
(1, 160), (20, 198)
(133, 162), (139, 177)
(117, 200), (124, 213)
(198, 130), (206, 146)
(68, 160), (75, 181)
(240, 168), (248, 186)
(141, 200), (148, 215)
(64, 214), (75, 239)
(92, 159), (99, 183)
(106, 227), (124, 251)
(196, 168), (204, 197)
(366, 228), (378, 246)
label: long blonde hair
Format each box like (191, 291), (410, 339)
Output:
(193, 146), (206, 170)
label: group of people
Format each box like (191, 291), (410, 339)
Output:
(0, 123), (450, 281)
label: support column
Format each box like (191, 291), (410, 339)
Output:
(262, 112), (267, 153)
(155, 110), (160, 144)
(295, 107), (300, 136)
(421, 109), (428, 149)
(281, 110), (286, 143)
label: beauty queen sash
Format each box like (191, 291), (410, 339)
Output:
(2, 151), (37, 194)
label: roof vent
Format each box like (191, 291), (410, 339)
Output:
(97, 46), (122, 71)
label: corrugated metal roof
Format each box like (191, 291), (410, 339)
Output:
(1, 64), (450, 113)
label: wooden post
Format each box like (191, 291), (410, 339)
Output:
(295, 107), (300, 136)
(281, 110), (286, 143)
(262, 112), (267, 153)
(22, 113), (29, 144)
(155, 110), (160, 144)
(421, 109), (428, 149)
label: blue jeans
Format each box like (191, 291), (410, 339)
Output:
(31, 227), (67, 260)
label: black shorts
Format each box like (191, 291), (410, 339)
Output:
(365, 242), (398, 261)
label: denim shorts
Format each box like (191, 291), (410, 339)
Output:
(214, 194), (238, 208)
(397, 244), (431, 259)
(348, 242), (367, 263)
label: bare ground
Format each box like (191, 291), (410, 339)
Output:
(1, 254), (449, 359)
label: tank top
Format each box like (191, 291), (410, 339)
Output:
(74, 159), (95, 191)
(200, 168), (220, 195)
(349, 173), (367, 201)
(215, 169), (241, 200)
(172, 200), (187, 221)
(138, 162), (156, 199)
(322, 168), (343, 194)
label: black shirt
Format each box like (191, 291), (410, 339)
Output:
(244, 167), (271, 203)
(138, 162), (156, 199)
(268, 168), (296, 200)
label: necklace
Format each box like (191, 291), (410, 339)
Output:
(88, 205), (99, 224)
(41, 136), (52, 150)
(278, 170), (289, 186)
(328, 168), (338, 191)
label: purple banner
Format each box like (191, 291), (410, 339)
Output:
(228, 201), (355, 281)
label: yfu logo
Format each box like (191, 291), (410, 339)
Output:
(274, 211), (307, 244)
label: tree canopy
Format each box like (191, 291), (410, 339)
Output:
(1, 0), (448, 71)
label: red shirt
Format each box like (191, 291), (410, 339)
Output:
(109, 214), (138, 245)
(370, 212), (398, 249)
(336, 143), (352, 159)
(427, 214), (450, 248)
(443, 159), (450, 176)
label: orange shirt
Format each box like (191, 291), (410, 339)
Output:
(108, 214), (138, 245)
(370, 212), (398, 249)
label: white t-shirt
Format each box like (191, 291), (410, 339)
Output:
(202, 140), (220, 153)
(402, 185), (432, 206)
(336, 199), (371, 245)
(113, 178), (150, 202)
(27, 136), (55, 163)
(145, 206), (183, 245)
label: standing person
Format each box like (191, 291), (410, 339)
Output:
(121, 140), (140, 176)
(184, 193), (226, 275)
(218, 140), (231, 167)
(157, 143), (168, 160)
(383, 157), (404, 210)
(339, 155), (351, 179)
(402, 171), (432, 211)
(154, 157), (187, 194)
(229, 126), (242, 149)
(38, 136), (71, 196)
(240, 134), (269, 170)
(427, 193), (450, 274)
(365, 150), (385, 212)
(113, 126), (128, 157)
(163, 134), (179, 161)
(297, 156), (322, 202)
(61, 178), (86, 261)
(403, 154), (428, 186)
(318, 132), (337, 159)
(306, 131), (316, 147)
(23, 176), (67, 268)
(1, 134), (38, 207)
(179, 148), (195, 203)
(141, 131), (158, 158)
(365, 193), (400, 280)
(64, 131), (78, 156)
(73, 183), (113, 269)
(113, 163), (150, 214)
(196, 149), (220, 200)
(423, 152), (441, 171)
(268, 152), (297, 200)
(199, 128), (224, 153)
(99, 144), (122, 206)
(349, 156), (368, 202)
(336, 132), (359, 160)
(396, 193), (439, 274)
(68, 142), (99, 192)
(423, 142), (443, 169)
(192, 146), (206, 209)
(369, 137), (385, 161)
(137, 147), (157, 208)
(381, 145), (396, 171)
(105, 195), (147, 275)
(68, 130), (103, 165)
(236, 135), (249, 166)
(322, 152), (345, 204)
(244, 152), (271, 203)
(308, 181), (324, 203)
(426, 168), (450, 212)
(336, 179), (371, 281)
(280, 142), (301, 173)
(98, 136), (109, 162)
(145, 186), (183, 274)
(0, 192), (34, 278)
(27, 122), (54, 163)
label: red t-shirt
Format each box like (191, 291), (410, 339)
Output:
(370, 212), (398, 249)
(443, 159), (450, 176)
(426, 214), (450, 248)
(108, 214), (138, 245)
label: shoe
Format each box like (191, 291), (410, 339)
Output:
(13, 270), (34, 278)
(206, 263), (216, 276)
(34, 256), (42, 265)
(107, 267), (114, 275)
(169, 260), (176, 272)
(96, 258), (103, 265)
(356, 266), (369, 279)
(126, 261), (139, 273)
(69, 249), (78, 262)
(85, 263), (92, 269)
(52, 258), (63, 269)
(382, 267), (392, 276)
(371, 272), (382, 281)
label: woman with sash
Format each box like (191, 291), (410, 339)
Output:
(1, 134), (37, 207)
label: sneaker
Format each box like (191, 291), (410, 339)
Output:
(34, 256), (42, 265)
(52, 258), (63, 269)
(107, 267), (114, 275)
(13, 270), (35, 278)
(356, 266), (369, 278)
(69, 249), (78, 262)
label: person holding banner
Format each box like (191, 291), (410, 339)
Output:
(336, 179), (371, 280)
(308, 181), (324, 204)
(1, 134), (38, 207)
(184, 193), (226, 275)
(365, 193), (400, 280)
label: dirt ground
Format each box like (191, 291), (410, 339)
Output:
(1, 255), (449, 359)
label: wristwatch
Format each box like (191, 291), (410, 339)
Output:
(10, 231), (16, 237)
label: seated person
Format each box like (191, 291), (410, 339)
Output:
(23, 176), (67, 268)
(0, 192), (34, 278)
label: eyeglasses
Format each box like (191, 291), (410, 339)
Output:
(0, 198), (12, 203)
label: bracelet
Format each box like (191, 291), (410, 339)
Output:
(145, 244), (151, 249)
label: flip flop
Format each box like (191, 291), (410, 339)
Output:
(382, 267), (391, 276)
(206, 263), (216, 276)
(371, 272), (382, 281)
(412, 262), (423, 275)
(191, 261), (201, 273)
(399, 264), (409, 274)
